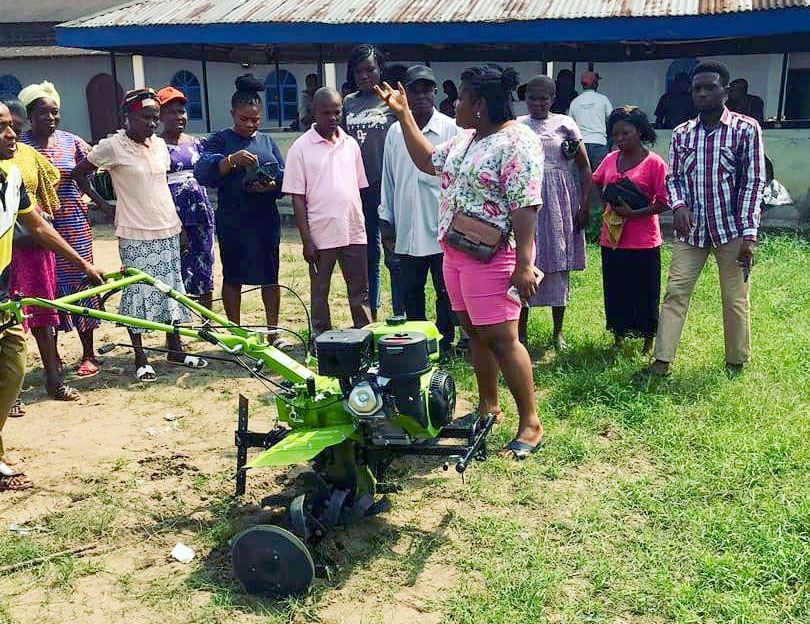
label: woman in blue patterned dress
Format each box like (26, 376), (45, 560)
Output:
(19, 82), (107, 377)
(157, 86), (215, 309)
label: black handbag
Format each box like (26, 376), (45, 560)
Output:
(601, 178), (649, 210)
(561, 138), (580, 160)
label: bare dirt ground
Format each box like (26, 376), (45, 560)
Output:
(0, 226), (474, 624)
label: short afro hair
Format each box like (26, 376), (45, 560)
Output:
(690, 61), (730, 86)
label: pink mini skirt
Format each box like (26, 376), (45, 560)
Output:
(441, 241), (534, 327)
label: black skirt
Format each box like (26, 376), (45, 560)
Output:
(217, 203), (281, 286)
(601, 246), (661, 338)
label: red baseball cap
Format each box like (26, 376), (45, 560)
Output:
(156, 86), (187, 106)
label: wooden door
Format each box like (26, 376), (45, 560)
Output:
(86, 73), (123, 143)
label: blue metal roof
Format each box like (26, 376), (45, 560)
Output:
(55, 0), (810, 48)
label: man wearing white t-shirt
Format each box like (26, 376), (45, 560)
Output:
(568, 71), (613, 171)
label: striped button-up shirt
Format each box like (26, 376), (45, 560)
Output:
(666, 107), (765, 247)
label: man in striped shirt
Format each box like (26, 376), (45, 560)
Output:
(650, 60), (765, 377)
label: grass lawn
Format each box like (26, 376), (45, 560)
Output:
(438, 233), (810, 623)
(2, 232), (809, 624)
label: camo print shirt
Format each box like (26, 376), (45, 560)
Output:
(431, 122), (545, 244)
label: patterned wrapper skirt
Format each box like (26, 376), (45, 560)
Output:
(10, 244), (59, 331)
(118, 236), (192, 334)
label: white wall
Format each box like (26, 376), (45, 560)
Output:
(0, 51), (796, 145)
(589, 54), (784, 121)
(0, 55), (120, 140)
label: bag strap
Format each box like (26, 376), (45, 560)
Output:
(446, 132), (512, 239)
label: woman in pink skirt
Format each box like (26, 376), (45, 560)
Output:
(6, 99), (80, 407)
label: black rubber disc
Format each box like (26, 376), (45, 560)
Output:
(231, 524), (315, 596)
(289, 494), (310, 541)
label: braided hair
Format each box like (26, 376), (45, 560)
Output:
(459, 64), (519, 125)
(346, 44), (386, 92)
(232, 74), (263, 109)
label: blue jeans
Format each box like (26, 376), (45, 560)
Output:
(361, 184), (382, 312)
(585, 143), (608, 171)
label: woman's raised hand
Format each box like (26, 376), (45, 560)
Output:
(373, 81), (409, 118)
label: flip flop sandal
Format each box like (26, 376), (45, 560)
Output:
(168, 354), (208, 369)
(0, 461), (21, 478)
(501, 438), (544, 460)
(136, 365), (157, 382)
(0, 473), (33, 491)
(48, 384), (82, 402)
(75, 358), (100, 378)
(7, 399), (25, 418)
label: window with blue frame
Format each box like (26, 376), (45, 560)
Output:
(266, 70), (298, 127)
(170, 70), (202, 120)
(0, 75), (22, 102)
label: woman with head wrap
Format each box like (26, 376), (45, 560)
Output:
(18, 81), (106, 378)
(194, 74), (289, 348)
(5, 97), (81, 407)
(72, 88), (207, 382)
(157, 86), (215, 309)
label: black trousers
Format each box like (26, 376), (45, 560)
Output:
(397, 253), (454, 351)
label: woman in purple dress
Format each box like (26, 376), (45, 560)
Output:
(157, 86), (214, 308)
(518, 75), (593, 350)
(18, 81), (108, 377)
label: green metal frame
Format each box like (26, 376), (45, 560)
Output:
(0, 268), (349, 430)
(0, 269), (453, 503)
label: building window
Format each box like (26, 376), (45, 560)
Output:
(266, 70), (298, 127)
(0, 75), (22, 102)
(170, 70), (202, 120)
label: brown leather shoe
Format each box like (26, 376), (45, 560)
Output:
(726, 362), (744, 376)
(646, 359), (671, 377)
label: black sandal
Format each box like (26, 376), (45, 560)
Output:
(501, 438), (543, 460)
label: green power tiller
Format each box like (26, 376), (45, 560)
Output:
(0, 268), (494, 595)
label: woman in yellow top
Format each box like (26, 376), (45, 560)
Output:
(7, 100), (81, 407)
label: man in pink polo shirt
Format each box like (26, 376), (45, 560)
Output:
(283, 87), (373, 334)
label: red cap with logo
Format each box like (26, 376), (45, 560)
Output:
(156, 86), (187, 106)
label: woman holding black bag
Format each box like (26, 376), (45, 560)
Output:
(592, 106), (669, 353)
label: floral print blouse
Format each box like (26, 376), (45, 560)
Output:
(431, 122), (545, 244)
